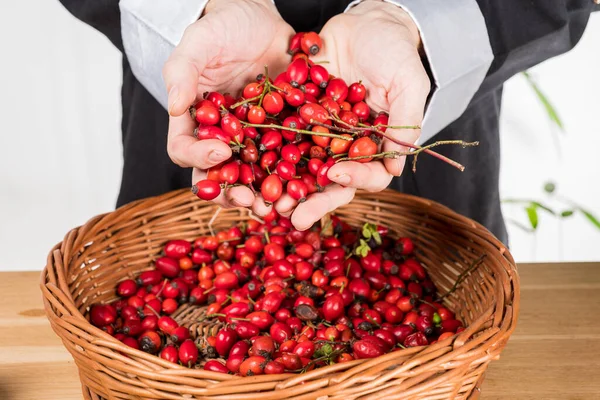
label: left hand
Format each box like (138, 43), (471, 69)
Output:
(291, 0), (431, 230)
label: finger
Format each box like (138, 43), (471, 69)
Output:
(291, 185), (356, 231)
(274, 193), (298, 218)
(222, 185), (255, 208)
(191, 168), (254, 208)
(162, 24), (210, 116)
(251, 193), (272, 217)
(167, 113), (232, 169)
(328, 161), (392, 192)
(384, 59), (430, 176)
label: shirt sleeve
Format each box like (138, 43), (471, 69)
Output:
(346, 0), (494, 144)
(119, 0), (210, 109)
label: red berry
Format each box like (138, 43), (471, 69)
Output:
(287, 179), (308, 202)
(178, 339), (199, 367)
(284, 88), (305, 107)
(247, 105), (266, 124)
(219, 161), (240, 185)
(261, 174), (283, 204)
(117, 279), (138, 298)
(309, 64), (329, 88)
(192, 180), (221, 201)
(348, 137), (377, 163)
(194, 103), (220, 125)
(299, 103), (329, 125)
(206, 92), (226, 108)
(221, 113), (242, 137)
(287, 58), (309, 87)
(301, 32), (322, 55)
(263, 92), (285, 114)
(326, 78), (349, 103)
(215, 327), (238, 357)
(160, 345), (179, 363)
(239, 356), (266, 376)
(275, 160), (297, 180)
(155, 256), (180, 278)
(288, 32), (303, 55)
(243, 82), (263, 99)
(347, 82), (366, 103)
(204, 360), (229, 374)
(322, 294), (344, 322)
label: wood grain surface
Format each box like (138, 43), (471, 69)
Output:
(1, 263), (598, 400)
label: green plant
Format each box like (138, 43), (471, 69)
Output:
(504, 182), (600, 232)
(503, 72), (599, 233)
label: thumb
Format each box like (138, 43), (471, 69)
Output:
(162, 24), (209, 116)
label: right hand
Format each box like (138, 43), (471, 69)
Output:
(163, 0), (294, 213)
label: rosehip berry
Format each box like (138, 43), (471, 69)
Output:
(287, 58), (309, 87)
(117, 279), (138, 298)
(247, 105), (266, 124)
(220, 113), (242, 137)
(275, 160), (297, 180)
(284, 87), (305, 107)
(178, 339), (199, 367)
(326, 78), (349, 103)
(160, 345), (179, 363)
(263, 92), (285, 114)
(194, 103), (220, 125)
(347, 81), (366, 103)
(300, 31), (322, 55)
(299, 103), (329, 125)
(239, 356), (266, 376)
(243, 82), (264, 99)
(261, 174), (283, 204)
(192, 179), (221, 201)
(204, 360), (229, 374)
(309, 64), (329, 88)
(288, 32), (303, 55)
(348, 137), (377, 163)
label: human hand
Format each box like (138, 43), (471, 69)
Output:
(163, 0), (294, 211)
(316, 0), (431, 191)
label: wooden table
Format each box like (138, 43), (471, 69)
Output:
(1, 263), (599, 399)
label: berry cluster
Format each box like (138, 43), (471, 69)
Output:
(89, 213), (465, 374)
(191, 32), (476, 204)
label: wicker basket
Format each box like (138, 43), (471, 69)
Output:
(41, 189), (519, 400)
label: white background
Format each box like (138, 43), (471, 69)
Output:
(0, 3), (598, 271)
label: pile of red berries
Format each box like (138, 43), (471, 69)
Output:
(191, 31), (454, 204)
(89, 212), (464, 375)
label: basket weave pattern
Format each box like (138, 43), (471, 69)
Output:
(42, 189), (519, 400)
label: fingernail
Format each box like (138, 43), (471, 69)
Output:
(208, 150), (225, 162)
(333, 174), (351, 185)
(168, 86), (180, 115)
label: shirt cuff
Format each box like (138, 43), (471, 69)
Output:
(119, 0), (210, 109)
(346, 0), (494, 144)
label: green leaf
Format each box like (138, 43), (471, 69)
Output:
(523, 71), (564, 131)
(526, 205), (539, 230)
(531, 201), (556, 215)
(544, 182), (556, 194)
(372, 231), (382, 245)
(362, 227), (371, 239)
(560, 210), (574, 218)
(579, 208), (600, 230)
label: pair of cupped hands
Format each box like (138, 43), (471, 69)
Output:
(164, 0), (430, 230)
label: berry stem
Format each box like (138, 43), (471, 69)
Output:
(439, 254), (487, 300)
(230, 95), (262, 109)
(240, 122), (353, 141)
(326, 116), (476, 171)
